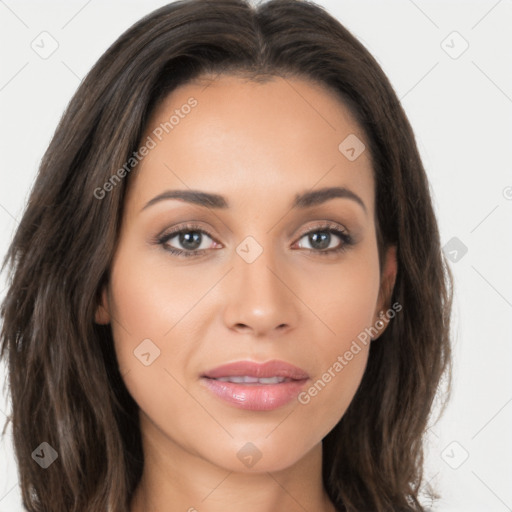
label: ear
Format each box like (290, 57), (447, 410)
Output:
(373, 244), (398, 339)
(94, 285), (111, 325)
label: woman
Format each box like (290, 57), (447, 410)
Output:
(0, 0), (453, 511)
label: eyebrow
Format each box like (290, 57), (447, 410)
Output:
(141, 186), (367, 214)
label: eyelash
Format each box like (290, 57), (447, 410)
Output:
(155, 221), (354, 258)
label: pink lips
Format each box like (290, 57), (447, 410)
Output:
(200, 360), (310, 411)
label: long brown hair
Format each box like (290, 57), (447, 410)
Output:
(0, 1), (453, 510)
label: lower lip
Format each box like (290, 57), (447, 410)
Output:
(201, 377), (309, 411)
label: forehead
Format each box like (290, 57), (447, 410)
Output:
(126, 74), (374, 218)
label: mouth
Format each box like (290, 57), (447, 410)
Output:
(200, 360), (310, 411)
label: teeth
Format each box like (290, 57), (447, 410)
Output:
(214, 376), (289, 384)
(258, 377), (286, 384)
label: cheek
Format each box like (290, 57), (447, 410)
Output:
(298, 346), (370, 442)
(297, 293), (373, 438)
(105, 248), (194, 395)
(106, 253), (210, 447)
(305, 240), (381, 347)
(297, 245), (380, 425)
(107, 246), (206, 352)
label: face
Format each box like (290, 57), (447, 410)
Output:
(96, 74), (397, 474)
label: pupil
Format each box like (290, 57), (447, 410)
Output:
(180, 231), (201, 250)
(310, 232), (330, 250)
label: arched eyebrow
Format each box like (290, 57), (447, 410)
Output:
(141, 186), (367, 215)
(292, 186), (367, 214)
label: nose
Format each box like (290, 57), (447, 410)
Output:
(222, 241), (300, 338)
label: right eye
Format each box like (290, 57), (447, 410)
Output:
(156, 223), (221, 258)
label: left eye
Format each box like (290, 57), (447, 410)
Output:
(295, 228), (347, 252)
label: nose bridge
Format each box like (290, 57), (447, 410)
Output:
(238, 234), (280, 297)
(222, 232), (298, 333)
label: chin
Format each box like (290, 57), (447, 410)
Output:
(200, 435), (318, 474)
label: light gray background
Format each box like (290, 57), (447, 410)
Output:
(1, 0), (511, 510)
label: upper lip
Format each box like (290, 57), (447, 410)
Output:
(201, 360), (310, 380)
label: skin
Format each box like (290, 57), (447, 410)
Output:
(96, 74), (397, 512)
